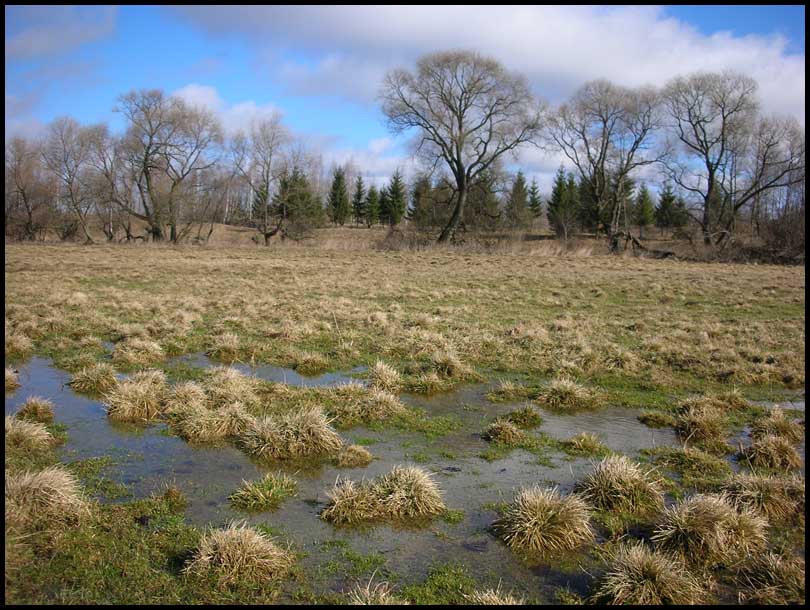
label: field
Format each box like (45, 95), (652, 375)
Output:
(5, 242), (806, 604)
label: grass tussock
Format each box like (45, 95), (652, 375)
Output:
(164, 381), (208, 413)
(347, 577), (409, 605)
(429, 349), (475, 380)
(590, 542), (707, 605)
(652, 493), (768, 566)
(103, 369), (168, 423)
(201, 367), (261, 410)
(322, 465), (446, 525)
(325, 383), (405, 426)
(228, 473), (298, 511)
(535, 376), (599, 412)
(645, 446), (731, 482)
(675, 398), (725, 443)
(112, 337), (165, 366)
(5, 330), (33, 361)
(207, 332), (241, 362)
(486, 379), (532, 403)
(751, 407), (803, 443)
(723, 473), (805, 522)
(239, 407), (343, 460)
(5, 415), (54, 453)
(183, 522), (294, 586)
(289, 349), (329, 375)
(465, 584), (526, 605)
(484, 419), (526, 445)
(368, 360), (403, 393)
(169, 402), (253, 443)
(563, 432), (608, 456)
(740, 434), (802, 471)
(638, 410), (677, 428)
(495, 486), (594, 555)
(5, 367), (20, 393)
(5, 465), (88, 529)
(505, 406), (542, 429)
(575, 455), (664, 515)
(17, 396), (55, 423)
(737, 552), (805, 605)
(69, 363), (118, 394)
(336, 444), (374, 468)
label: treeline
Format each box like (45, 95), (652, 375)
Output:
(4, 56), (806, 257)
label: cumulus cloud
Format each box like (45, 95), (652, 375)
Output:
(172, 5), (804, 120)
(171, 83), (281, 135)
(5, 6), (117, 60)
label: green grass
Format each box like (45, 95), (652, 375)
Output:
(401, 564), (477, 605)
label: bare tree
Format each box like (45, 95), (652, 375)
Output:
(381, 50), (545, 243)
(5, 136), (55, 241)
(230, 113), (290, 244)
(547, 80), (664, 250)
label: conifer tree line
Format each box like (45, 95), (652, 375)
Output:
(5, 52), (804, 252)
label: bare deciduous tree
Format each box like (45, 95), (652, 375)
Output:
(5, 136), (55, 241)
(381, 50), (545, 243)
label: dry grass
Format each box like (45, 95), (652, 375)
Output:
(675, 398), (725, 443)
(737, 552), (805, 605)
(169, 402), (254, 443)
(69, 363), (118, 394)
(723, 473), (805, 522)
(367, 361), (403, 393)
(484, 419), (526, 445)
(206, 332), (241, 362)
(239, 407), (343, 460)
(652, 493), (768, 566)
(504, 406), (543, 429)
(103, 369), (168, 423)
(347, 576), (409, 605)
(495, 486), (594, 555)
(575, 455), (664, 515)
(112, 337), (165, 366)
(5, 367), (20, 393)
(740, 434), (803, 471)
(465, 584), (526, 605)
(324, 383), (405, 426)
(562, 432), (607, 456)
(201, 366), (261, 410)
(336, 444), (374, 468)
(228, 473), (298, 511)
(535, 376), (599, 412)
(5, 330), (33, 361)
(5, 465), (88, 529)
(5, 415), (54, 453)
(183, 522), (293, 586)
(16, 396), (54, 423)
(322, 465), (445, 525)
(751, 406), (803, 443)
(590, 542), (707, 605)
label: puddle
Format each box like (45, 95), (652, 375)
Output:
(6, 357), (802, 600)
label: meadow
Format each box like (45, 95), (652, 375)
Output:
(5, 241), (805, 604)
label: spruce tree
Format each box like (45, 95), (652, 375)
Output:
(386, 170), (407, 226)
(655, 182), (677, 235)
(505, 170), (530, 229)
(327, 166), (350, 226)
(364, 184), (380, 227)
(408, 175), (432, 225)
(528, 178), (542, 219)
(633, 183), (655, 239)
(351, 176), (365, 225)
(378, 185), (391, 226)
(547, 166), (579, 241)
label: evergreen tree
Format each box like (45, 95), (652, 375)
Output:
(270, 166), (324, 239)
(351, 176), (365, 225)
(576, 177), (601, 233)
(655, 182), (678, 235)
(464, 169), (501, 232)
(504, 170), (530, 229)
(408, 174), (432, 225)
(327, 166), (350, 226)
(673, 196), (690, 230)
(547, 166), (579, 241)
(528, 178), (542, 219)
(378, 184), (391, 225)
(364, 184), (380, 227)
(386, 170), (407, 226)
(633, 183), (655, 238)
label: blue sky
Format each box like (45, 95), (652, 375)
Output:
(5, 5), (806, 188)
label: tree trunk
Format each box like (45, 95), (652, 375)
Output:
(437, 187), (467, 243)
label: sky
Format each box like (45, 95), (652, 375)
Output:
(4, 5), (806, 190)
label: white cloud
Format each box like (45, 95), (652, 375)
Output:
(171, 84), (280, 135)
(172, 6), (805, 120)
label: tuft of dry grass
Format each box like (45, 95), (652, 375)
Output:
(638, 410), (677, 429)
(563, 432), (607, 456)
(751, 407), (803, 443)
(465, 584), (526, 605)
(322, 465), (445, 525)
(103, 369), (168, 423)
(289, 349), (329, 375)
(740, 434), (802, 471)
(675, 398), (725, 443)
(170, 402), (253, 443)
(652, 492), (768, 566)
(737, 552), (805, 605)
(535, 376), (598, 412)
(206, 332), (241, 362)
(347, 576), (409, 605)
(505, 406), (543, 429)
(5, 465), (88, 529)
(5, 330), (33, 361)
(723, 473), (805, 522)
(16, 396), (54, 423)
(164, 381), (208, 414)
(5, 367), (20, 393)
(336, 444), (374, 468)
(5, 415), (54, 453)
(575, 455), (664, 515)
(325, 383), (405, 426)
(495, 486), (594, 555)
(239, 407), (343, 460)
(484, 419), (526, 445)
(201, 367), (261, 410)
(69, 363), (118, 394)
(112, 337), (164, 366)
(183, 522), (294, 586)
(228, 473), (298, 511)
(367, 360), (403, 393)
(590, 542), (707, 605)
